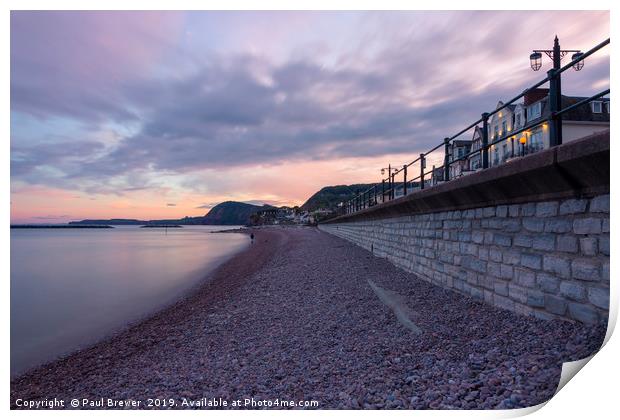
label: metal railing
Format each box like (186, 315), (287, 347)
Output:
(341, 37), (610, 216)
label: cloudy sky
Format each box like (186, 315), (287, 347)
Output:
(10, 11), (609, 223)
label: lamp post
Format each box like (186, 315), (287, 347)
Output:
(530, 36), (584, 147)
(381, 165), (399, 201)
(519, 135), (527, 157)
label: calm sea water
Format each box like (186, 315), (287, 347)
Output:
(10, 225), (248, 375)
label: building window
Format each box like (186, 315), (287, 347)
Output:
(502, 121), (507, 134)
(494, 125), (499, 139)
(605, 101), (610, 113)
(529, 102), (542, 120)
(516, 113), (521, 127)
(591, 101), (603, 113)
(530, 129), (544, 151)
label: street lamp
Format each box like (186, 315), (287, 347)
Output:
(380, 165), (399, 176)
(380, 165), (399, 201)
(530, 36), (583, 72)
(529, 52), (542, 71)
(530, 36), (582, 148)
(519, 136), (527, 157)
(571, 52), (585, 71)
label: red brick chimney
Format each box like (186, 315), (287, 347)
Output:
(524, 88), (549, 106)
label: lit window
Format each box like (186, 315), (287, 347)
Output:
(591, 101), (603, 113)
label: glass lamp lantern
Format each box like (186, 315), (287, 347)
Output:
(530, 52), (542, 71)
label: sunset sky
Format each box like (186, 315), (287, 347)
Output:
(10, 11), (609, 223)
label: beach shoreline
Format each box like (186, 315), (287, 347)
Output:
(11, 227), (605, 410)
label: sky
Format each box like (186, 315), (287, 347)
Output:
(10, 11), (610, 223)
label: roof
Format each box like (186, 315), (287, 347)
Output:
(453, 139), (473, 147)
(528, 95), (610, 125)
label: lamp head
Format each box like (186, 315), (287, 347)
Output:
(530, 52), (542, 71)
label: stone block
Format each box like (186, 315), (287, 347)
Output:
(482, 207), (496, 218)
(543, 255), (571, 278)
(559, 199), (588, 215)
(559, 281), (587, 301)
(462, 255), (486, 273)
(502, 249), (521, 265)
(579, 237), (598, 256)
(493, 233), (512, 247)
(536, 202), (558, 217)
(514, 268), (536, 288)
(544, 219), (572, 233)
(568, 302), (599, 324)
(513, 234), (533, 248)
(537, 273), (560, 293)
(521, 203), (536, 217)
(602, 219), (610, 233)
(494, 280), (509, 296)
(521, 253), (542, 270)
(508, 204), (520, 217)
(602, 261), (609, 281)
(527, 289), (545, 308)
(572, 259), (600, 282)
(599, 236), (609, 256)
(589, 195), (610, 213)
(573, 218), (602, 235)
(472, 231), (484, 244)
(496, 205), (508, 218)
(508, 284), (527, 304)
(545, 294), (567, 316)
(556, 236), (578, 254)
(487, 262), (501, 277)
(489, 248), (503, 263)
(588, 287), (610, 310)
(500, 264), (513, 280)
(532, 234), (556, 251)
(523, 218), (545, 232)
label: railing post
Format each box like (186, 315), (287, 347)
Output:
(548, 71), (562, 147)
(481, 112), (489, 168)
(418, 154), (425, 190)
(443, 138), (450, 183)
(391, 173), (395, 200)
(381, 179), (385, 203)
(403, 165), (407, 196)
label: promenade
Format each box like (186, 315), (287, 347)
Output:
(11, 227), (605, 409)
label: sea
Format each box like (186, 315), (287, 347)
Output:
(10, 225), (248, 375)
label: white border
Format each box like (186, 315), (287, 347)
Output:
(3, 2), (616, 419)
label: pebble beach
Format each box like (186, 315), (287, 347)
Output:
(11, 227), (606, 409)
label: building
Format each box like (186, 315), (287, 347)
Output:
(431, 89), (609, 186)
(449, 139), (473, 179)
(466, 126), (484, 171)
(521, 88), (610, 151)
(488, 101), (517, 167)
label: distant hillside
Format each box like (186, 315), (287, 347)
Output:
(69, 218), (146, 225)
(301, 184), (377, 212)
(69, 201), (274, 226)
(202, 201), (274, 225)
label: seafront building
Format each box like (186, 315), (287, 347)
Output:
(448, 88), (611, 182)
